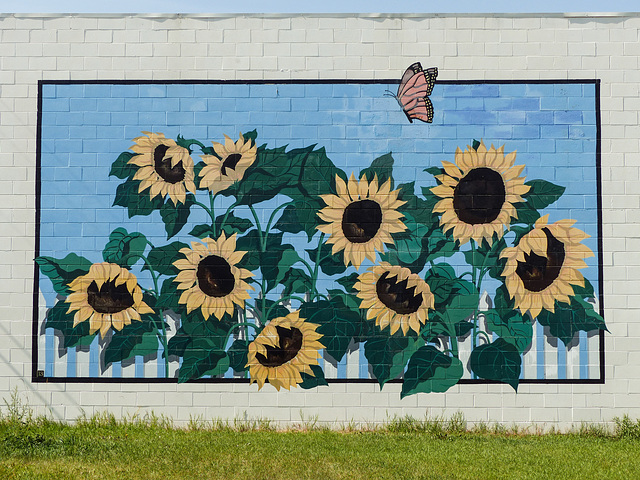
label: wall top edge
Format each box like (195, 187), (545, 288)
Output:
(1, 12), (639, 19)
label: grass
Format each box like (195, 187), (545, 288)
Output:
(1, 393), (640, 479)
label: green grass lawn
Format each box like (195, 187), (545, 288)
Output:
(1, 413), (639, 480)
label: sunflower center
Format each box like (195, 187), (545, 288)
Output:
(375, 271), (423, 315)
(452, 167), (506, 225)
(255, 326), (303, 367)
(196, 255), (235, 298)
(86, 277), (135, 314)
(341, 199), (383, 243)
(515, 228), (566, 293)
(153, 144), (186, 184)
(221, 153), (243, 176)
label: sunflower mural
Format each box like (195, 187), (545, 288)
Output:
(66, 263), (153, 338)
(37, 125), (606, 395)
(173, 234), (254, 321)
(431, 141), (529, 246)
(317, 173), (407, 269)
(247, 311), (324, 391)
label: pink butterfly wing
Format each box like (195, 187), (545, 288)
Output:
(396, 63), (438, 123)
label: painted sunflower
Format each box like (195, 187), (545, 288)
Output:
(431, 141), (530, 246)
(354, 262), (435, 335)
(199, 133), (257, 195)
(317, 173), (407, 269)
(246, 311), (324, 391)
(500, 215), (594, 319)
(65, 263), (153, 338)
(128, 131), (197, 205)
(173, 233), (254, 321)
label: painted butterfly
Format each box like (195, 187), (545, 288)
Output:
(386, 62), (438, 123)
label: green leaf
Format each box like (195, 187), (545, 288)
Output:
(36, 253), (92, 295)
(365, 334), (423, 387)
(441, 292), (479, 326)
(261, 239), (302, 292)
(472, 139), (481, 151)
(273, 199), (322, 241)
(396, 182), (437, 227)
(463, 236), (506, 280)
(44, 300), (95, 349)
(109, 151), (138, 179)
(178, 347), (228, 382)
(216, 212), (253, 236)
(102, 228), (148, 269)
(167, 326), (191, 358)
(236, 230), (262, 272)
(227, 339), (250, 373)
(392, 219), (430, 264)
(306, 241), (347, 276)
(300, 296), (361, 362)
(281, 268), (313, 296)
(572, 278), (596, 297)
(156, 277), (181, 312)
(424, 166), (444, 177)
(222, 145), (309, 205)
(401, 346), (463, 397)
(454, 320), (474, 338)
(144, 241), (188, 277)
(104, 316), (160, 365)
(523, 179), (566, 210)
(298, 364), (328, 389)
(336, 273), (360, 293)
(484, 309), (533, 354)
(264, 299), (291, 322)
(513, 201), (541, 226)
(242, 129), (258, 146)
(469, 338), (521, 390)
(189, 224), (215, 239)
(160, 195), (195, 239)
(359, 152), (394, 188)
(113, 179), (164, 218)
(536, 296), (607, 346)
(423, 226), (458, 263)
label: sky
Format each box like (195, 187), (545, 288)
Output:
(3, 0), (640, 13)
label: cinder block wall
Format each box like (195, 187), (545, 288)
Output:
(1, 13), (638, 426)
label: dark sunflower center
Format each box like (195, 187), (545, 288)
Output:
(341, 199), (383, 243)
(153, 144), (186, 184)
(255, 326), (303, 367)
(221, 153), (243, 176)
(375, 271), (423, 315)
(452, 167), (506, 225)
(515, 228), (566, 292)
(196, 255), (235, 298)
(86, 277), (135, 314)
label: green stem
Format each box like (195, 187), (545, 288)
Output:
(222, 322), (261, 348)
(311, 233), (326, 300)
(476, 330), (491, 344)
(156, 315), (169, 378)
(248, 205), (265, 249)
(469, 240), (478, 349)
(264, 202), (292, 235)
(219, 201), (240, 231)
(265, 294), (307, 319)
(183, 139), (208, 153)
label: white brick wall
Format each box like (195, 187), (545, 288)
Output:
(1, 12), (639, 427)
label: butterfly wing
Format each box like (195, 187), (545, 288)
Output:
(396, 63), (438, 123)
(403, 97), (434, 123)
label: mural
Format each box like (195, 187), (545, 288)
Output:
(34, 67), (606, 396)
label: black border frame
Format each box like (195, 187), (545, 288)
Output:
(32, 77), (605, 385)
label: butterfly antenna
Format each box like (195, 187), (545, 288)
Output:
(383, 90), (396, 98)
